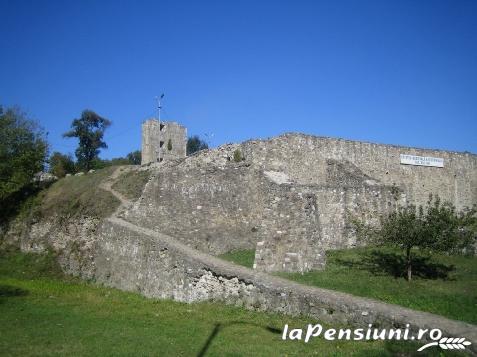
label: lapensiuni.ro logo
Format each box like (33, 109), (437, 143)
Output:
(282, 324), (472, 352)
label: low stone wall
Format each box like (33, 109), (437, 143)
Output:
(94, 217), (477, 351)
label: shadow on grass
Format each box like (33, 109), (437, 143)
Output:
(0, 284), (29, 299)
(336, 250), (455, 280)
(197, 321), (281, 357)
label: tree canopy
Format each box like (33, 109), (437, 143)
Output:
(0, 106), (48, 202)
(186, 135), (208, 155)
(63, 110), (111, 171)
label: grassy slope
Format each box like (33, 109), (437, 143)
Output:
(220, 247), (477, 324)
(111, 168), (151, 201)
(0, 250), (447, 357)
(39, 166), (119, 219)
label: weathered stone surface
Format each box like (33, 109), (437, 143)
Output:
(5, 215), (99, 279)
(94, 217), (477, 351)
(128, 133), (476, 272)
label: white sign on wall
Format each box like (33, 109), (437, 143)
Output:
(400, 154), (444, 168)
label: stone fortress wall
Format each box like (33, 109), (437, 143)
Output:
(131, 132), (476, 274)
(240, 134), (476, 210)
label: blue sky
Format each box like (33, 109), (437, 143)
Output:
(1, 0), (476, 158)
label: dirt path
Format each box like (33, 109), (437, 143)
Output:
(99, 166), (134, 216)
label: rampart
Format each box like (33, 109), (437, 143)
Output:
(93, 216), (477, 352)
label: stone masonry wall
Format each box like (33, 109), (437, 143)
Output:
(93, 217), (477, 351)
(135, 133), (475, 273)
(241, 133), (477, 210)
(124, 161), (329, 272)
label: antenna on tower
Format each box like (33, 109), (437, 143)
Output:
(155, 93), (165, 164)
(155, 93), (164, 122)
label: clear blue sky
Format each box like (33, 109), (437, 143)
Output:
(1, 0), (476, 158)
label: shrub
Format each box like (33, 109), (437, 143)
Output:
(233, 149), (243, 162)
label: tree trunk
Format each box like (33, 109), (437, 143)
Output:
(406, 246), (412, 281)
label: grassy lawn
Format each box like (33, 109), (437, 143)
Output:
(218, 249), (255, 268)
(275, 247), (477, 325)
(0, 249), (449, 356)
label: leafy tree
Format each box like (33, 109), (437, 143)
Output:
(354, 195), (476, 281)
(63, 110), (111, 171)
(127, 150), (141, 165)
(186, 135), (208, 155)
(49, 152), (75, 178)
(0, 106), (48, 202)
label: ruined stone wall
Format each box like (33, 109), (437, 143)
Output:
(93, 217), (477, 351)
(253, 182), (400, 272)
(135, 133), (475, 273)
(125, 161), (327, 272)
(241, 134), (477, 210)
(125, 149), (398, 272)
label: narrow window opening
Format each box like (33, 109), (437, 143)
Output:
(160, 123), (165, 131)
(159, 141), (164, 148)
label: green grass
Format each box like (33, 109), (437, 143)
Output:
(218, 249), (255, 268)
(277, 247), (477, 325)
(39, 166), (119, 219)
(0, 249), (452, 356)
(111, 168), (151, 201)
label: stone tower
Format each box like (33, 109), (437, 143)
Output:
(141, 119), (187, 165)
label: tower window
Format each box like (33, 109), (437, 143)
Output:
(160, 123), (165, 131)
(159, 141), (164, 147)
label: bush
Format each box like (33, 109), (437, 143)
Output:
(233, 149), (243, 162)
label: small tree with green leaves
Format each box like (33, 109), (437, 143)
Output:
(0, 106), (49, 224)
(0, 106), (48, 201)
(49, 152), (75, 178)
(63, 110), (111, 172)
(186, 135), (208, 155)
(167, 138), (172, 151)
(354, 195), (476, 281)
